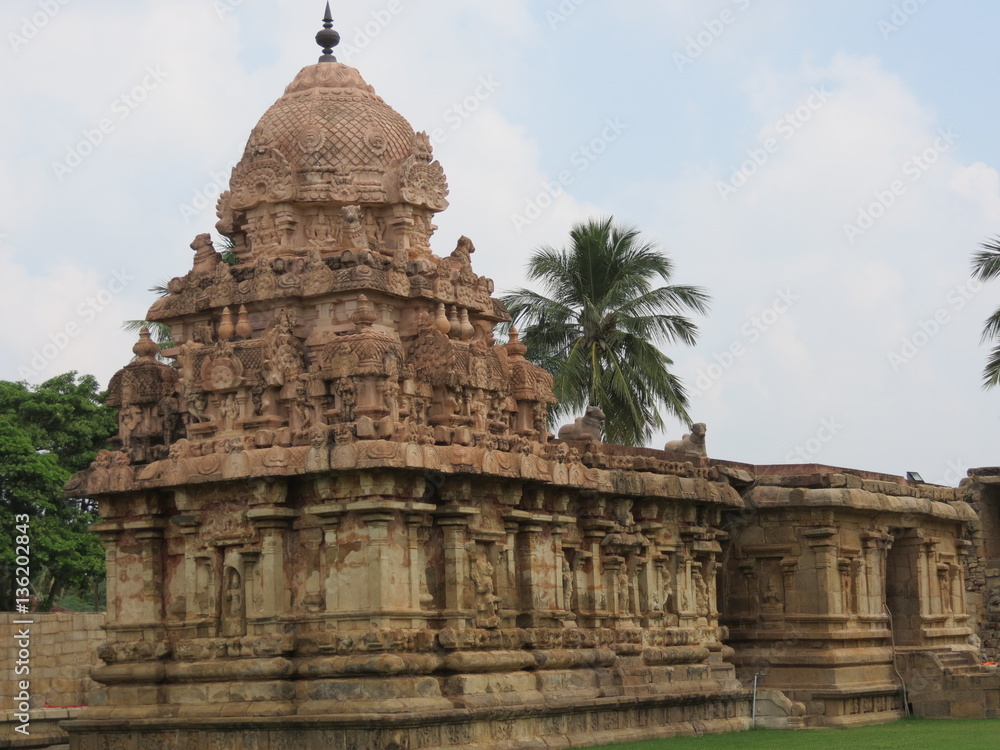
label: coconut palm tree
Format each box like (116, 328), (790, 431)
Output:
(973, 235), (1000, 388)
(502, 217), (710, 446)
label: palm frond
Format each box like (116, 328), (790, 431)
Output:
(983, 342), (1000, 389)
(972, 237), (1000, 282)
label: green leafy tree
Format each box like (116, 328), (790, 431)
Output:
(502, 217), (710, 446)
(0, 373), (116, 611)
(974, 236), (1000, 388)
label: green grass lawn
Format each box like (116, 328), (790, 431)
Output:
(587, 719), (1000, 750)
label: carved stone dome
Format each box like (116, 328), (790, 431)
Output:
(224, 63), (437, 211)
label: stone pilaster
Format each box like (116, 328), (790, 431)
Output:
(246, 507), (298, 619)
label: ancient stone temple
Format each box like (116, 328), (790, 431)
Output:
(58, 7), (1000, 749)
(62, 8), (751, 749)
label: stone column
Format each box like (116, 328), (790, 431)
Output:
(246, 507), (298, 619)
(956, 541), (972, 617)
(305, 504), (346, 616)
(581, 518), (614, 623)
(603, 555), (626, 620)
(804, 527), (840, 615)
(552, 516), (575, 620)
(917, 539), (933, 618)
(435, 505), (479, 628)
(131, 518), (167, 625)
(92, 523), (122, 622)
(405, 512), (432, 614)
(173, 515), (201, 621)
(501, 519), (520, 617)
(515, 515), (546, 627)
(239, 549), (261, 619)
(859, 534), (878, 617)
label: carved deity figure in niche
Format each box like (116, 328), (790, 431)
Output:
(471, 395), (488, 434)
(185, 381), (211, 424)
(693, 569), (709, 615)
(252, 212), (279, 252)
(661, 568), (674, 613)
(616, 567), (631, 615)
(119, 404), (143, 449)
(250, 382), (267, 417)
(219, 393), (239, 432)
(266, 310), (303, 388)
(471, 551), (501, 628)
(940, 569), (954, 613)
(158, 394), (181, 445)
(221, 566), (246, 637)
(561, 556), (575, 611)
(292, 382), (315, 430)
(336, 378), (357, 422)
(381, 376), (400, 424)
(306, 212), (336, 247)
(762, 578), (783, 610)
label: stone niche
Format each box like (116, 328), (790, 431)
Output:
(62, 50), (751, 750)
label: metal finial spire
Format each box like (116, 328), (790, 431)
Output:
(316, 2), (340, 63)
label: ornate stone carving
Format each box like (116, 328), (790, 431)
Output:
(558, 405), (605, 443)
(665, 423), (707, 457)
(229, 147), (296, 211)
(398, 132), (449, 211)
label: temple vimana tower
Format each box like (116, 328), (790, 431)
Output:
(62, 5), (1000, 748)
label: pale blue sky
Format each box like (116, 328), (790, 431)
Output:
(1, 0), (998, 484)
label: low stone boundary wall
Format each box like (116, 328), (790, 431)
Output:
(1, 613), (105, 749)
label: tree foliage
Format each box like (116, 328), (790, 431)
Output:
(973, 236), (1000, 389)
(501, 217), (710, 446)
(0, 373), (116, 610)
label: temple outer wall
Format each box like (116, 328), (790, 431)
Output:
(720, 467), (979, 726)
(0, 612), (106, 748)
(962, 469), (1000, 662)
